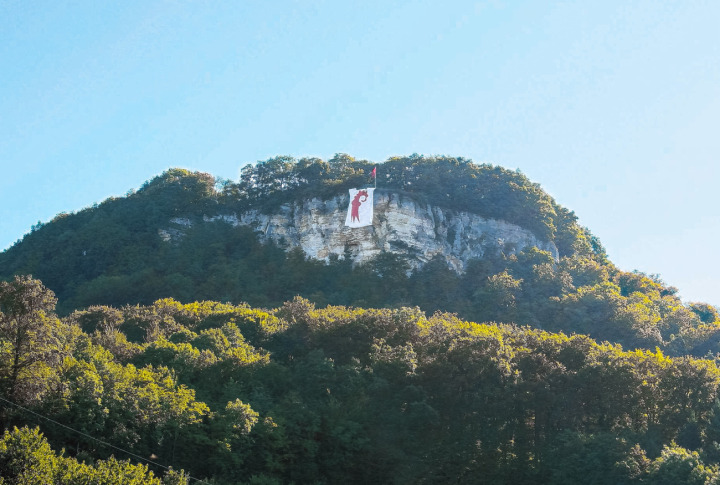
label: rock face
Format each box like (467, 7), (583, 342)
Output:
(168, 191), (558, 273)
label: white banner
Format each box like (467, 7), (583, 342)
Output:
(345, 188), (375, 228)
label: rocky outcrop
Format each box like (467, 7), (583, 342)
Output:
(163, 191), (558, 273)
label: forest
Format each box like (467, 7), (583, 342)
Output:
(1, 155), (720, 483)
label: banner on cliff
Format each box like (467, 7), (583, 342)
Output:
(345, 188), (375, 228)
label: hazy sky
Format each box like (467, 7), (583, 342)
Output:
(2, 1), (719, 305)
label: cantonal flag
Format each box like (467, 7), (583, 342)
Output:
(345, 188), (375, 228)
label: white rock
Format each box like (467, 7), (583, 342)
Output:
(168, 191), (559, 273)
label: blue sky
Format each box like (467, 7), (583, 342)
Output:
(2, 1), (719, 305)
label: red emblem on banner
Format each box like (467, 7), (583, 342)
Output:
(351, 189), (369, 223)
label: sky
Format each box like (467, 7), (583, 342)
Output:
(1, 0), (719, 305)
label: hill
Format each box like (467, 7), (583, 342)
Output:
(2, 155), (720, 483)
(0, 155), (588, 309)
(1, 155), (717, 355)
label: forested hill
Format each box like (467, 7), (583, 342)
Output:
(2, 155), (720, 483)
(0, 154), (718, 356)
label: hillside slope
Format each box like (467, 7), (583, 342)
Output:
(1, 155), (717, 354)
(1, 278), (720, 484)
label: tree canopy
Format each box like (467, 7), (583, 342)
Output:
(0, 287), (718, 483)
(1, 155), (719, 482)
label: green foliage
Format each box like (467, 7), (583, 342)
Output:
(0, 426), (58, 484)
(3, 155), (705, 356)
(690, 303), (720, 325)
(0, 282), (718, 482)
(0, 155), (604, 314)
(3, 155), (720, 482)
(0, 276), (70, 404)
(646, 444), (719, 484)
(543, 431), (645, 484)
(0, 426), (165, 484)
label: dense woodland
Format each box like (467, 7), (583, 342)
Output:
(1, 155), (720, 483)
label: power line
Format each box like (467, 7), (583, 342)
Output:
(0, 395), (209, 484)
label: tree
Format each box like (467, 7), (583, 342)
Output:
(0, 275), (66, 402)
(0, 426), (58, 484)
(472, 270), (523, 322)
(689, 303), (720, 325)
(90, 456), (163, 485)
(646, 443), (718, 485)
(543, 431), (644, 484)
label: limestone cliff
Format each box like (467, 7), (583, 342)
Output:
(162, 190), (558, 273)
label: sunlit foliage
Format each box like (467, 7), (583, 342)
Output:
(1, 156), (720, 482)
